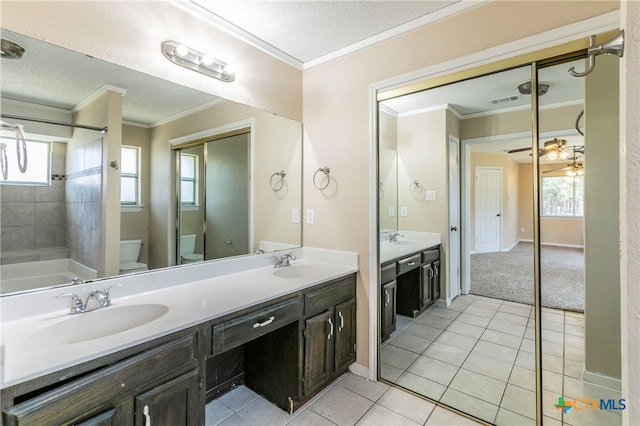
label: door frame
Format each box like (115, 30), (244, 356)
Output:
(448, 135), (461, 300)
(474, 166), (503, 254)
(368, 12), (619, 382)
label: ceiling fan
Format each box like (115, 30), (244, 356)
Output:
(507, 138), (570, 159)
(542, 145), (585, 176)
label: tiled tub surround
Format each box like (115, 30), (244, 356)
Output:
(0, 142), (67, 264)
(0, 247), (357, 388)
(381, 295), (622, 426)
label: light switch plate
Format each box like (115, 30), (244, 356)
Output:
(388, 206), (395, 217)
(306, 208), (315, 224)
(425, 190), (437, 201)
(400, 206), (408, 217)
(292, 208), (300, 224)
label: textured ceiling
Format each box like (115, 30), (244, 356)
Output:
(191, 0), (461, 64)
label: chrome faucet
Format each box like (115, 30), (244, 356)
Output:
(57, 284), (121, 314)
(388, 232), (404, 242)
(274, 253), (296, 268)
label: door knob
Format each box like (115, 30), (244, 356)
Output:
(450, 226), (458, 231)
(496, 213), (501, 217)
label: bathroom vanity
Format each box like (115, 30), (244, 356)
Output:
(379, 234), (441, 342)
(0, 248), (357, 425)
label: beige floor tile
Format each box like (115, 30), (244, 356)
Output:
(440, 388), (498, 424)
(515, 349), (535, 371)
(422, 341), (471, 366)
(564, 358), (584, 379)
(563, 376), (623, 401)
(500, 384), (536, 420)
(565, 334), (585, 349)
(219, 413), (252, 426)
(286, 409), (335, 426)
(481, 329), (523, 349)
(425, 406), (482, 425)
(542, 353), (564, 374)
(508, 366), (535, 391)
(206, 399), (235, 425)
(488, 318), (526, 337)
(543, 369), (564, 393)
(404, 323), (444, 341)
(495, 408), (536, 426)
(447, 320), (485, 339)
(473, 340), (518, 364)
(520, 338), (535, 353)
(449, 368), (507, 405)
(311, 386), (374, 426)
(381, 344), (420, 370)
(541, 340), (564, 358)
(339, 373), (389, 402)
(377, 387), (435, 425)
(498, 304), (532, 318)
(494, 311), (529, 326)
(416, 314), (453, 330)
(542, 320), (564, 332)
(428, 307), (461, 320)
(455, 312), (491, 328)
(462, 352), (514, 382)
(236, 398), (292, 426)
(435, 330), (478, 351)
(380, 361), (404, 382)
(396, 371), (447, 401)
(407, 355), (459, 386)
(562, 405), (622, 426)
(218, 386), (260, 412)
(356, 405), (421, 426)
(564, 324), (585, 337)
(541, 329), (564, 344)
(389, 333), (433, 354)
(464, 305), (497, 319)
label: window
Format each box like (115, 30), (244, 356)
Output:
(0, 139), (50, 185)
(180, 153), (198, 206)
(121, 146), (140, 205)
(541, 176), (584, 217)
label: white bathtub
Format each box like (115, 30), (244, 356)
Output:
(0, 259), (97, 295)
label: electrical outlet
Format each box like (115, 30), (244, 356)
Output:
(292, 208), (300, 224)
(306, 208), (315, 224)
(425, 190), (437, 201)
(388, 206), (395, 217)
(520, 227), (525, 233)
(400, 206), (408, 217)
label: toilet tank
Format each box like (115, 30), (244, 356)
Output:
(180, 234), (197, 255)
(120, 239), (142, 263)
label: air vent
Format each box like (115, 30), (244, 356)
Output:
(489, 95), (519, 104)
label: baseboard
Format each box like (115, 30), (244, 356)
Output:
(502, 240), (519, 252)
(348, 362), (369, 379)
(517, 239), (584, 249)
(583, 370), (622, 391)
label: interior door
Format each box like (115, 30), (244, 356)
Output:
(474, 167), (502, 253)
(448, 135), (461, 298)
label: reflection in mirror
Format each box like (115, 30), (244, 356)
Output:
(379, 106), (399, 233)
(0, 29), (302, 296)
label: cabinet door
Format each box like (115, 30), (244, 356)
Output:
(421, 263), (434, 309)
(134, 370), (200, 426)
(381, 281), (397, 341)
(334, 298), (356, 372)
(303, 310), (333, 395)
(432, 260), (441, 301)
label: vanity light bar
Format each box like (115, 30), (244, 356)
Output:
(161, 41), (235, 82)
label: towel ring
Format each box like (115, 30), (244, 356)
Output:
(313, 167), (331, 190)
(270, 170), (286, 192)
(409, 180), (421, 193)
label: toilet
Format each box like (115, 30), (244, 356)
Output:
(180, 234), (204, 264)
(119, 239), (149, 274)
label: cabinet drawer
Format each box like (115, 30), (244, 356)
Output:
(397, 254), (421, 275)
(422, 248), (439, 264)
(305, 276), (355, 316)
(212, 297), (300, 356)
(381, 263), (396, 283)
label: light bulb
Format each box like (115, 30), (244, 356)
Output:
(577, 169), (584, 176)
(547, 150), (558, 160)
(175, 44), (189, 57)
(567, 170), (576, 177)
(200, 54), (214, 66)
(559, 151), (569, 160)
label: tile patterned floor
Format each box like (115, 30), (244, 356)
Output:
(381, 294), (622, 425)
(205, 373), (481, 425)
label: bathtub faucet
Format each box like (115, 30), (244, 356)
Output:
(57, 284), (122, 314)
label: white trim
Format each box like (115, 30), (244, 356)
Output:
(464, 128), (580, 146)
(583, 370), (622, 392)
(397, 103), (463, 120)
(462, 98), (584, 120)
(1, 98), (72, 114)
(474, 166), (503, 254)
(448, 134), (461, 301)
(517, 239), (584, 249)
(169, 118), (253, 146)
(378, 104), (398, 118)
(72, 84), (127, 113)
(151, 98), (226, 128)
(348, 362), (369, 380)
(368, 11), (618, 377)
(502, 240), (519, 252)
(304, 1), (488, 69)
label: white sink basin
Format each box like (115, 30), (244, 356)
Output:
(390, 240), (419, 246)
(273, 264), (323, 278)
(26, 304), (169, 347)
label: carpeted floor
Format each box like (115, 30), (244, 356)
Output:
(470, 242), (584, 312)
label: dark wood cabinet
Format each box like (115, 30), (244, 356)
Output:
(2, 331), (201, 426)
(381, 280), (396, 342)
(302, 277), (356, 398)
(432, 259), (441, 301)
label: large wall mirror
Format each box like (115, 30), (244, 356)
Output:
(377, 49), (621, 425)
(0, 29), (302, 296)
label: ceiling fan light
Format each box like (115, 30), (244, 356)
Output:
(559, 150), (569, 160)
(547, 150), (558, 160)
(577, 169), (584, 176)
(567, 170), (576, 177)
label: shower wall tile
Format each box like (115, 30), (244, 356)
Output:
(36, 181), (65, 203)
(1, 254), (38, 265)
(1, 203), (35, 227)
(51, 149), (66, 175)
(1, 226), (35, 251)
(0, 185), (35, 202)
(38, 248), (70, 261)
(35, 224), (65, 248)
(36, 202), (66, 225)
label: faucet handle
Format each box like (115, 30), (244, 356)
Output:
(103, 283), (122, 306)
(284, 253), (296, 260)
(57, 293), (85, 314)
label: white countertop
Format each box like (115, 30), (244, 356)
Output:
(0, 247), (358, 388)
(379, 232), (441, 264)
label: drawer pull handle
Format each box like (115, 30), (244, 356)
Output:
(253, 316), (275, 328)
(328, 318), (334, 339)
(385, 290), (390, 306)
(407, 261), (416, 266)
(143, 405), (151, 426)
(338, 311), (344, 331)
